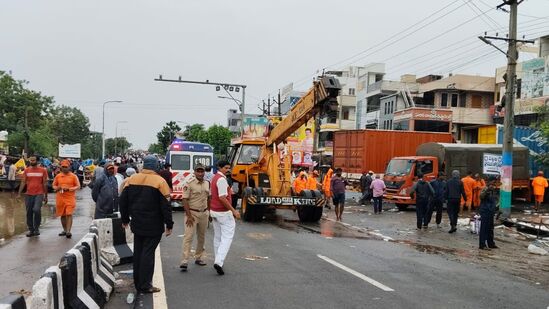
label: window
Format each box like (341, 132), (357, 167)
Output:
(389, 119), (393, 129)
(471, 95), (482, 108)
(459, 93), (466, 107)
(230, 119), (238, 126)
(451, 93), (458, 107)
(414, 160), (434, 176)
(441, 93), (448, 107)
(394, 120), (409, 131)
(384, 103), (388, 115)
(171, 154), (190, 171)
(348, 88), (355, 96)
(391, 101), (394, 113)
(516, 79), (521, 98)
(238, 145), (261, 164)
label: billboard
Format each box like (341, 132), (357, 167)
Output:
(242, 117), (269, 139)
(286, 119), (315, 166)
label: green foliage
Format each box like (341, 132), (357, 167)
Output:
(184, 124), (208, 142)
(81, 132), (102, 160)
(154, 122), (233, 160)
(105, 137), (132, 156)
(156, 121), (181, 151)
(0, 71), (97, 158)
(148, 143), (165, 154)
(203, 124), (233, 158)
(47, 105), (90, 144)
(0, 71), (54, 133)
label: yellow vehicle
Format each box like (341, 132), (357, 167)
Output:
(228, 76), (341, 222)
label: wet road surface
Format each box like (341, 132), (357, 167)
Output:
(0, 188), (94, 298)
(157, 205), (549, 309)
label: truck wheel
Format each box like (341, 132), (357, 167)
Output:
(297, 190), (314, 222)
(250, 188), (266, 222)
(241, 187), (254, 222)
(311, 190), (324, 222)
(396, 203), (408, 211)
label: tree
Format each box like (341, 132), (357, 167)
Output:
(81, 132), (102, 160)
(184, 124), (208, 142)
(203, 124), (233, 159)
(148, 143), (165, 154)
(47, 105), (90, 144)
(156, 121), (181, 151)
(105, 137), (132, 156)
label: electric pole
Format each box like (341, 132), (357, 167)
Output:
(500, 0), (518, 218)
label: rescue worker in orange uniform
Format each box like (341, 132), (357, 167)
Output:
(532, 171), (548, 212)
(292, 171), (308, 195)
(472, 173), (486, 210)
(461, 171), (475, 212)
(53, 160), (80, 238)
(323, 168), (334, 209)
(306, 170), (321, 191)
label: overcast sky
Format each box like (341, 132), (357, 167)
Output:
(1, 0), (548, 149)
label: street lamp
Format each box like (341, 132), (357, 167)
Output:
(102, 100), (123, 159)
(115, 121), (128, 155)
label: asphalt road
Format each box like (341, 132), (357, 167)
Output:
(159, 209), (549, 309)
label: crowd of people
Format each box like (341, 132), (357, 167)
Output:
(4, 150), (549, 293)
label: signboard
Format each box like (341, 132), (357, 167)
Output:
(255, 196), (316, 206)
(286, 118), (315, 166)
(483, 153), (502, 175)
(59, 143), (81, 158)
(242, 117), (269, 138)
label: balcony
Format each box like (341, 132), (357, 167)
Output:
(451, 107), (492, 125)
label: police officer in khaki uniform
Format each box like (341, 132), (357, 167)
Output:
(180, 163), (210, 271)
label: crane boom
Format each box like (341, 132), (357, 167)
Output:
(266, 76), (341, 147)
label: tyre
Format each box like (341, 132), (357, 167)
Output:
(311, 190), (324, 222)
(241, 187), (254, 222)
(250, 188), (266, 222)
(297, 190), (314, 222)
(396, 203), (408, 211)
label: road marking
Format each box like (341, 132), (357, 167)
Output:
(153, 247), (168, 308)
(317, 254), (394, 292)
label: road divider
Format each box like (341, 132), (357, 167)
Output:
(317, 254), (395, 292)
(91, 217), (134, 266)
(0, 294), (26, 309)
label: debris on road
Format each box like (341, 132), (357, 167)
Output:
(528, 240), (549, 255)
(243, 255), (269, 261)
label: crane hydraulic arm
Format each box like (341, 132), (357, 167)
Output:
(266, 76), (341, 147)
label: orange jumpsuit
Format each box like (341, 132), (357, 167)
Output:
(293, 176), (308, 195)
(306, 174), (320, 191)
(472, 178), (486, 209)
(532, 176), (549, 202)
(323, 169), (333, 198)
(53, 172), (80, 216)
(461, 175), (475, 210)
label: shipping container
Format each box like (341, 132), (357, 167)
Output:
(496, 125), (549, 178)
(333, 129), (454, 175)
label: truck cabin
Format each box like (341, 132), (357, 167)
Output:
(385, 157), (437, 179)
(228, 139), (264, 186)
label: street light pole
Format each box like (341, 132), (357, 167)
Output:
(154, 76), (247, 134)
(115, 121), (128, 155)
(102, 100), (123, 159)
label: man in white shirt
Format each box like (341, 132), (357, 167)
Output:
(209, 160), (240, 275)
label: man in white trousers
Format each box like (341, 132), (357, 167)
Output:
(209, 160), (240, 275)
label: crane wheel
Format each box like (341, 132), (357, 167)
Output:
(297, 190), (314, 222)
(311, 190), (324, 222)
(242, 187), (265, 222)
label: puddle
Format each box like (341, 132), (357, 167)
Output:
(0, 193), (55, 240)
(391, 239), (473, 258)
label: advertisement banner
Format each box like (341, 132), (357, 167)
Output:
(242, 117), (269, 139)
(483, 153), (502, 175)
(285, 118), (315, 166)
(59, 143), (81, 158)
